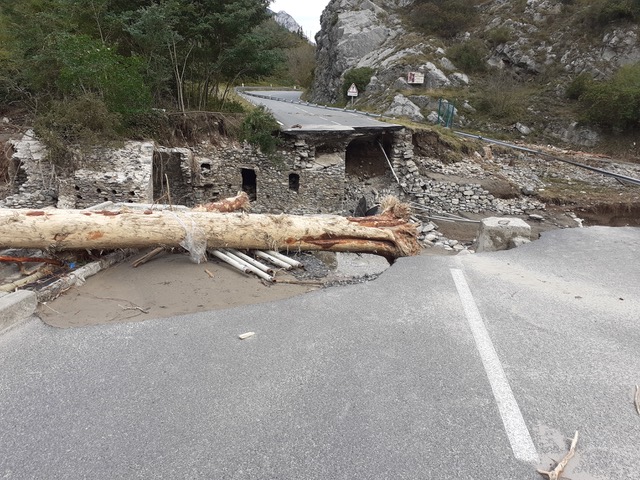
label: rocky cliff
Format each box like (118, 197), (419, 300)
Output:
(310, 0), (640, 148)
(271, 10), (304, 35)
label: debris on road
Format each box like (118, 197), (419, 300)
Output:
(131, 247), (166, 268)
(537, 431), (579, 480)
(635, 385), (640, 415)
(238, 332), (255, 340)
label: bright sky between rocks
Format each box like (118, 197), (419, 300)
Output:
(270, 0), (331, 40)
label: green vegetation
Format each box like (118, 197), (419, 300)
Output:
(0, 0), (313, 150)
(447, 40), (488, 74)
(33, 94), (123, 171)
(577, 0), (640, 27)
(484, 26), (513, 47)
(577, 63), (640, 132)
(342, 67), (375, 100)
(472, 74), (528, 123)
(408, 0), (479, 38)
(239, 106), (281, 155)
(565, 72), (593, 100)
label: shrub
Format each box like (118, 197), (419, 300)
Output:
(34, 94), (122, 172)
(240, 106), (281, 154)
(579, 63), (640, 132)
(447, 40), (488, 73)
(342, 67), (375, 99)
(474, 73), (527, 122)
(565, 72), (593, 100)
(578, 0), (640, 27)
(409, 0), (479, 38)
(54, 34), (151, 121)
(485, 26), (513, 47)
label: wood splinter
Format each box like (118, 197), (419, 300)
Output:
(131, 247), (165, 268)
(118, 304), (150, 314)
(537, 431), (579, 480)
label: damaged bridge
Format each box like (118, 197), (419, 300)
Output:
(4, 91), (416, 217)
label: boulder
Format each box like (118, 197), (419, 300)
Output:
(475, 217), (531, 252)
(384, 94), (425, 122)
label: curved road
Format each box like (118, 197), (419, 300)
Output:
(240, 90), (399, 132)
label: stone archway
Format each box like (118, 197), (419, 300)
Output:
(345, 133), (393, 178)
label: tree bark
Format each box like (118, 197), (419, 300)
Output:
(0, 207), (421, 258)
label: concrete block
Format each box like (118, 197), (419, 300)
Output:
(476, 217), (531, 253)
(0, 290), (37, 333)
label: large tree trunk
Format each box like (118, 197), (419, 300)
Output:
(0, 204), (421, 259)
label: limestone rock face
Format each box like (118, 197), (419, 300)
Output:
(309, 0), (472, 115)
(271, 10), (303, 34)
(384, 94), (424, 122)
(311, 0), (409, 104)
(310, 0), (639, 117)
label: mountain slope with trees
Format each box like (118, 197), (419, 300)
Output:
(0, 0), (314, 163)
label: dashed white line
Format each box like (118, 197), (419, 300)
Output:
(293, 105), (342, 125)
(450, 268), (539, 464)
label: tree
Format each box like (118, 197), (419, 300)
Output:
(54, 34), (151, 118)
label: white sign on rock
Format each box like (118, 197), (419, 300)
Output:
(407, 72), (425, 84)
(347, 83), (359, 97)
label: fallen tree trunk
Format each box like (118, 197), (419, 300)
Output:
(0, 203), (420, 259)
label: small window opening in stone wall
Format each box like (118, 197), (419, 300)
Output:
(241, 168), (257, 201)
(289, 173), (300, 192)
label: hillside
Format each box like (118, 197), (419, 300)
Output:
(310, 0), (640, 156)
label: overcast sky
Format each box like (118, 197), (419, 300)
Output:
(270, 0), (331, 40)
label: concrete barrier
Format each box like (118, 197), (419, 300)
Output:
(0, 290), (37, 334)
(475, 217), (531, 252)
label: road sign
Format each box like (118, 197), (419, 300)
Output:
(347, 83), (359, 97)
(407, 72), (425, 84)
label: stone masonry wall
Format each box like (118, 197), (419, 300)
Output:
(192, 139), (345, 214)
(3, 127), (551, 218)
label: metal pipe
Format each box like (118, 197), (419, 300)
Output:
(226, 249), (274, 274)
(265, 250), (303, 268)
(454, 131), (640, 186)
(378, 141), (401, 185)
(209, 250), (251, 275)
(223, 250), (274, 282)
(253, 250), (292, 269)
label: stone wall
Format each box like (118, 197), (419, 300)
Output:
(190, 139), (346, 214)
(2, 127), (553, 219)
(70, 142), (155, 209)
(3, 131), (58, 209)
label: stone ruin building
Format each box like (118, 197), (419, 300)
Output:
(2, 125), (544, 218)
(2, 126), (413, 215)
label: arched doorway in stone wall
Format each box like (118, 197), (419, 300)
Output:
(345, 133), (393, 178)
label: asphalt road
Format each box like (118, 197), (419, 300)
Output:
(1, 226), (639, 479)
(240, 90), (399, 131)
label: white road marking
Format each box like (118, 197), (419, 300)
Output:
(450, 268), (539, 464)
(293, 105), (342, 125)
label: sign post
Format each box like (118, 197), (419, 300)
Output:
(347, 83), (358, 107)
